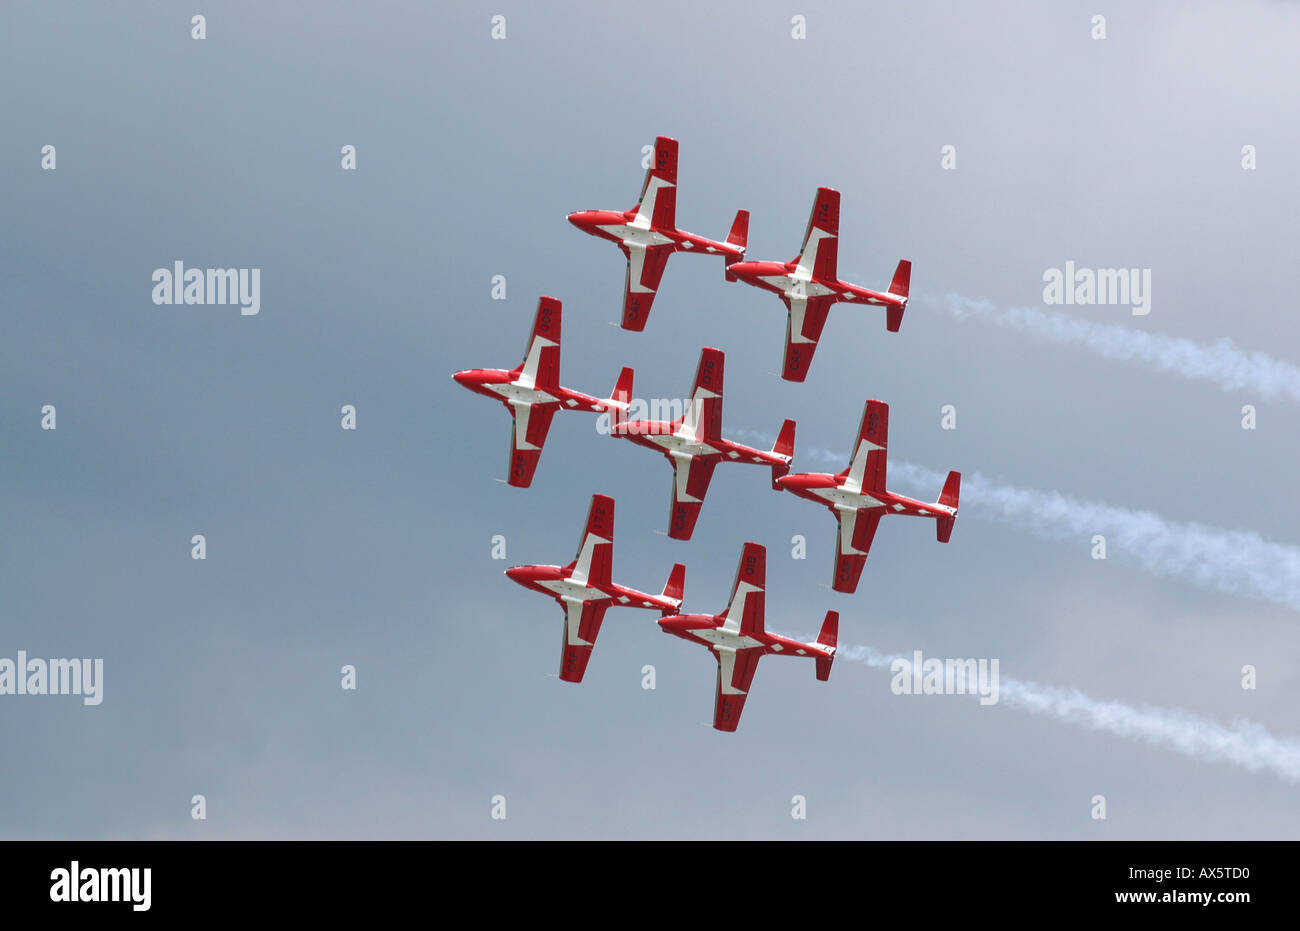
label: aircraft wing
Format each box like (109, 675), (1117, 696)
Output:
(720, 541), (766, 637)
(631, 135), (679, 231)
(667, 454), (717, 540)
(679, 347), (724, 442)
(843, 399), (888, 493)
(832, 507), (882, 593)
(620, 243), (673, 331)
(794, 187), (840, 282)
(569, 493), (614, 588)
(516, 296), (562, 391)
(507, 401), (555, 488)
(558, 598), (609, 683)
(780, 295), (833, 382)
(713, 647), (762, 732)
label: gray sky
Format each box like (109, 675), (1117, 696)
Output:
(2, 0), (1299, 839)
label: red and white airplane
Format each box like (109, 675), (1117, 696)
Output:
(726, 187), (911, 382)
(505, 494), (686, 683)
(776, 399), (960, 594)
(659, 542), (837, 732)
(607, 347), (795, 541)
(567, 135), (749, 332)
(452, 296), (609, 488)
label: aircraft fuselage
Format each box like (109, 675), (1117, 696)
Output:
(452, 367), (601, 412)
(505, 564), (672, 612)
(567, 209), (742, 258)
(727, 260), (897, 307)
(614, 420), (779, 466)
(778, 472), (956, 519)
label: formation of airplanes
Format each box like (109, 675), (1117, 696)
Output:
(456, 135), (961, 732)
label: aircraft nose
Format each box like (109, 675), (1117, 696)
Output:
(569, 210), (601, 230)
(504, 566), (524, 583)
(452, 370), (471, 387)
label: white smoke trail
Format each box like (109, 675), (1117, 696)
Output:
(833, 644), (1300, 783)
(739, 425), (1300, 611)
(886, 460), (1300, 612)
(932, 293), (1300, 404)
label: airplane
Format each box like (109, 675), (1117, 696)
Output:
(505, 494), (686, 683)
(607, 347), (795, 541)
(452, 296), (609, 488)
(659, 542), (838, 732)
(567, 135), (749, 332)
(725, 187), (911, 382)
(775, 399), (960, 594)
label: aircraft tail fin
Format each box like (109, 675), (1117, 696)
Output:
(770, 418), (796, 488)
(659, 563), (686, 613)
(936, 470), (960, 543)
(815, 610), (838, 681)
(885, 260), (910, 332)
(607, 366), (634, 431)
(723, 209), (749, 280)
